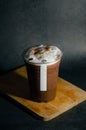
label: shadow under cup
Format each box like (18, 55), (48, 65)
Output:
(24, 59), (61, 102)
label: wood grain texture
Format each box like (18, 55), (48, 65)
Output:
(0, 66), (86, 121)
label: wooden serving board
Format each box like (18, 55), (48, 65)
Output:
(0, 66), (86, 121)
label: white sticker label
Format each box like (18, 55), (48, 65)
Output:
(40, 64), (47, 91)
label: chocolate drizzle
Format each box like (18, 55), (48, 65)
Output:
(34, 45), (50, 55)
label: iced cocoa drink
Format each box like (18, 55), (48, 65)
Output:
(24, 45), (62, 102)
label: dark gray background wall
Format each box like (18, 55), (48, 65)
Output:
(0, 0), (86, 89)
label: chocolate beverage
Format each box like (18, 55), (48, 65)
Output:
(25, 60), (60, 102)
(24, 45), (62, 102)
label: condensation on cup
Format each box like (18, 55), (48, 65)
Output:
(24, 45), (62, 102)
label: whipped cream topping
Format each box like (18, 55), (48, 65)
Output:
(24, 45), (62, 64)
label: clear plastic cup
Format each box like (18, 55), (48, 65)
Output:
(24, 45), (62, 102)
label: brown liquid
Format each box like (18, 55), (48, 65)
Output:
(25, 60), (61, 102)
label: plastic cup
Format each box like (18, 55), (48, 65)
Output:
(24, 45), (62, 102)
